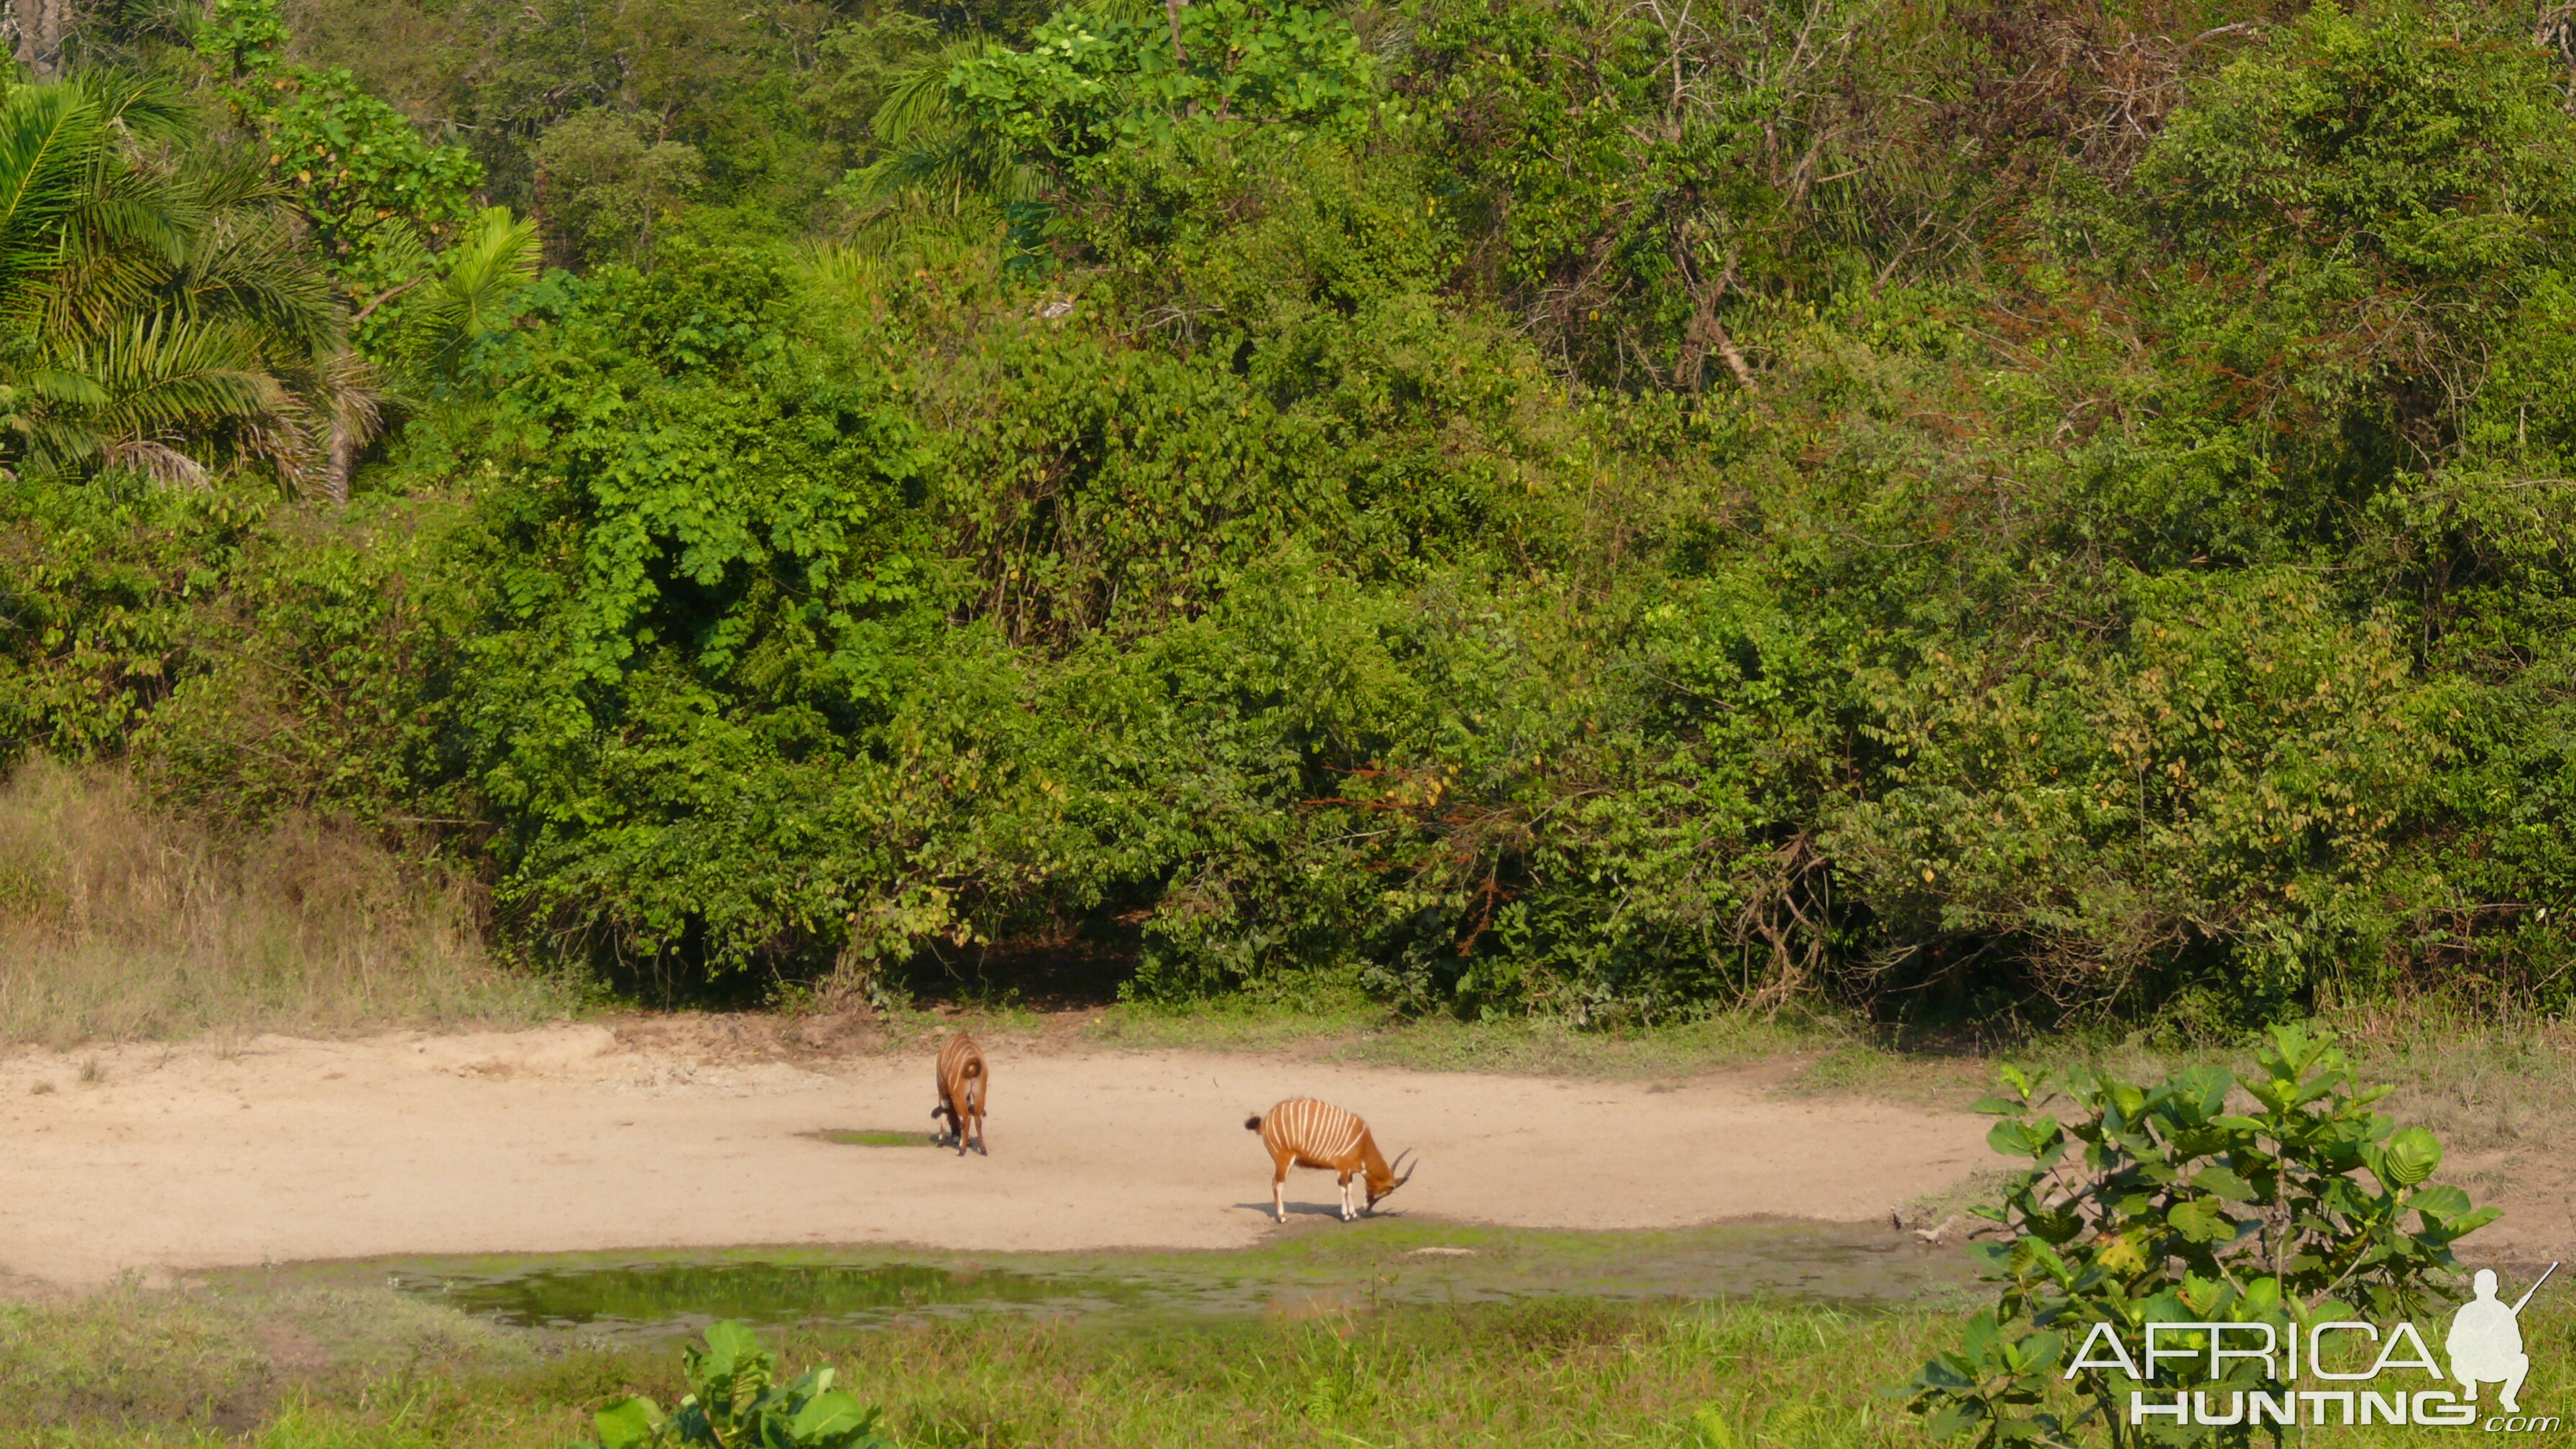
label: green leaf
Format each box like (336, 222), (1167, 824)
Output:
(2382, 1126), (2442, 1188)
(2017, 1238), (2074, 1286)
(2167, 1196), (2233, 1244)
(788, 1388), (875, 1441)
(2439, 1207), (2504, 1240)
(1987, 1117), (2064, 1164)
(2263, 1022), (2317, 1074)
(2406, 1183), (2471, 1221)
(702, 1320), (761, 1363)
(1962, 1310), (1999, 1364)
(2240, 1075), (2296, 1112)
(2191, 1167), (2258, 1202)
(2172, 1065), (2230, 1121)
(592, 1397), (663, 1449)
(2008, 1330), (2066, 1376)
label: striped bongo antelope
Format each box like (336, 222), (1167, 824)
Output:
(932, 1032), (987, 1156)
(1246, 1098), (1415, 1223)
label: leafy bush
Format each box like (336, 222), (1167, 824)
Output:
(951, 0), (1386, 170)
(429, 248), (950, 976)
(1901, 1024), (2496, 1448)
(17, 0), (2576, 1026)
(0, 474), (265, 767)
(586, 1321), (893, 1449)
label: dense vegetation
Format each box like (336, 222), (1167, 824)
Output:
(4, 0), (2572, 1027)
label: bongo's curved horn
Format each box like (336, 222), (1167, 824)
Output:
(1389, 1149), (1417, 1192)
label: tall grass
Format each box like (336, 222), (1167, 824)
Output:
(0, 760), (571, 1046)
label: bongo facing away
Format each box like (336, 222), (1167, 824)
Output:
(932, 1032), (987, 1156)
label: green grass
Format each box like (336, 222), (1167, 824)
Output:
(0, 1282), (1929, 1448)
(1053, 990), (2576, 1140)
(806, 1129), (939, 1148)
(8, 1276), (2568, 1448)
(1075, 991), (1881, 1081)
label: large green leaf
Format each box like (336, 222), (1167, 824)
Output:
(787, 1388), (880, 1443)
(590, 1396), (663, 1449)
(2382, 1127), (2442, 1189)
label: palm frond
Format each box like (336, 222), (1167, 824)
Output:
(95, 436), (211, 487)
(404, 206), (541, 376)
(847, 132), (1040, 214)
(317, 347), (383, 443)
(0, 86), (106, 300)
(73, 71), (198, 149)
(872, 42), (993, 147)
(60, 309), (289, 437)
(73, 167), (201, 268)
(174, 147), (292, 212)
(7, 415), (115, 478)
(171, 211), (341, 351)
(0, 82), (313, 486)
(795, 240), (881, 295)
(14, 365), (107, 406)
(0, 93), (198, 341)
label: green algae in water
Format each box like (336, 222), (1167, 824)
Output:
(355, 1221), (1979, 1340)
(396, 1259), (1144, 1335)
(804, 1128), (937, 1147)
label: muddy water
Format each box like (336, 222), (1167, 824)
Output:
(288, 1219), (1980, 1340)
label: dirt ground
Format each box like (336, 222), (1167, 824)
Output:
(0, 1018), (2001, 1289)
(10, 1016), (2567, 1291)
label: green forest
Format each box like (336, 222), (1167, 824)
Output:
(4, 0), (2571, 1029)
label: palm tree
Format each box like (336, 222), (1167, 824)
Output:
(286, 206), (541, 503)
(840, 38), (1041, 221)
(392, 206), (543, 383)
(0, 73), (337, 487)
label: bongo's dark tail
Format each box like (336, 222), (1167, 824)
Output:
(1244, 1115), (1263, 1131)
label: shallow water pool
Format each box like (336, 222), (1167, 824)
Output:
(280, 1219), (1980, 1340)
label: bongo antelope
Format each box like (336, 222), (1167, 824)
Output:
(932, 1032), (987, 1156)
(1246, 1098), (1414, 1222)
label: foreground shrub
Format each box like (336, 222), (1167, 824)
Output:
(1902, 1024), (2497, 1448)
(586, 1322), (893, 1449)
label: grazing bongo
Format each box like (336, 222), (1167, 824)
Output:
(1246, 1098), (1414, 1223)
(932, 1032), (987, 1156)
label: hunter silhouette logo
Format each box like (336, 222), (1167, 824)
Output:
(2064, 1262), (2559, 1432)
(2448, 1264), (2554, 1414)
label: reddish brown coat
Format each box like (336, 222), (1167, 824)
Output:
(933, 1033), (987, 1155)
(1245, 1098), (1414, 1222)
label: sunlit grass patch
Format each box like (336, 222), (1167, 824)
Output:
(807, 1128), (938, 1148)
(0, 760), (579, 1047)
(5, 1272), (2564, 1447)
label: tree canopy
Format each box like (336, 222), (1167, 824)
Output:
(4, 0), (2572, 1028)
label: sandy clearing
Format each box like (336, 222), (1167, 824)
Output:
(0, 1023), (1997, 1287)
